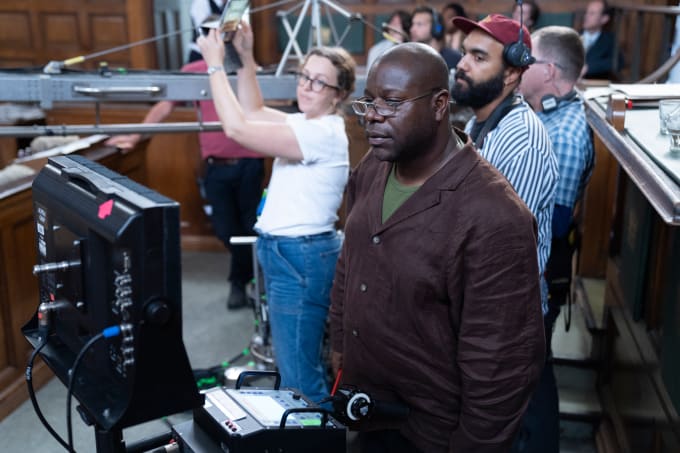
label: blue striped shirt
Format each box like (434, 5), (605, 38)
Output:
(466, 100), (559, 314)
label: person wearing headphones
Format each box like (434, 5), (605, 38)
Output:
(409, 6), (460, 69)
(451, 14), (559, 318)
(515, 25), (594, 453)
(366, 10), (411, 70)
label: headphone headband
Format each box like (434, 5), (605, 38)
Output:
(503, 1), (535, 67)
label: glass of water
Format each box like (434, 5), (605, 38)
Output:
(659, 99), (680, 135)
(667, 111), (680, 154)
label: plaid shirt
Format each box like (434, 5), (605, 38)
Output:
(537, 96), (594, 215)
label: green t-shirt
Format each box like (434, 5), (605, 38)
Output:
(382, 165), (421, 223)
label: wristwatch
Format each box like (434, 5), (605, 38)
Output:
(207, 65), (224, 75)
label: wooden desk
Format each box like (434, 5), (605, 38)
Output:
(581, 95), (680, 452)
(0, 143), (146, 422)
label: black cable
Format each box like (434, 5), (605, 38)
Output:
(66, 325), (121, 453)
(66, 332), (103, 452)
(26, 339), (70, 450)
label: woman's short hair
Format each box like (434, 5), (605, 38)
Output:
(303, 47), (356, 102)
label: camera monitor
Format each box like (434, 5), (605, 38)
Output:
(23, 155), (203, 431)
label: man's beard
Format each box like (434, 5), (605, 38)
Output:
(451, 68), (505, 109)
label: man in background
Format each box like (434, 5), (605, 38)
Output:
(366, 10), (410, 69)
(517, 25), (595, 453)
(581, 0), (621, 79)
(410, 6), (461, 69)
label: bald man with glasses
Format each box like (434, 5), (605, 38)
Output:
(329, 42), (545, 453)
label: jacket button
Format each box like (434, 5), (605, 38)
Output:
(372, 235), (380, 244)
(359, 283), (367, 292)
(352, 329), (358, 337)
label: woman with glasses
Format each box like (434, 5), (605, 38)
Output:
(198, 22), (355, 404)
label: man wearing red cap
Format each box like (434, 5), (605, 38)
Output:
(451, 14), (558, 313)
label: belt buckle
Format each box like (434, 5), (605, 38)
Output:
(207, 156), (239, 166)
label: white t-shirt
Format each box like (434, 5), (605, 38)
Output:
(254, 113), (349, 236)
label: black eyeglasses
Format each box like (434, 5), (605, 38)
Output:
(533, 59), (565, 70)
(295, 72), (340, 92)
(351, 91), (435, 117)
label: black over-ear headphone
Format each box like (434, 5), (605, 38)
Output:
(429, 7), (445, 41)
(540, 90), (578, 113)
(503, 0), (536, 67)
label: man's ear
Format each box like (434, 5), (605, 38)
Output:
(434, 89), (450, 121)
(504, 66), (522, 87)
(543, 63), (555, 82)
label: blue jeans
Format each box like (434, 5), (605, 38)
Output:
(203, 158), (264, 288)
(256, 231), (342, 404)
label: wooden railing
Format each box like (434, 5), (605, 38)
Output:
(611, 3), (680, 82)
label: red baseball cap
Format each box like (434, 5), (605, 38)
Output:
(452, 13), (532, 54)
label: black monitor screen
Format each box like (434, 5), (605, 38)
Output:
(23, 155), (202, 430)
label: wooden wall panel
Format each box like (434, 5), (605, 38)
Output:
(0, 186), (46, 421)
(41, 13), (81, 51)
(90, 14), (131, 67)
(0, 0), (152, 70)
(0, 12), (32, 49)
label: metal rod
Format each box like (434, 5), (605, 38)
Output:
(0, 121), (226, 138)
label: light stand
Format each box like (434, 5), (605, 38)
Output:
(275, 0), (359, 76)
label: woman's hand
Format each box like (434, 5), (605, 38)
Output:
(197, 29), (226, 68)
(233, 21), (254, 58)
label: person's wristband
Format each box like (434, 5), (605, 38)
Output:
(207, 65), (224, 75)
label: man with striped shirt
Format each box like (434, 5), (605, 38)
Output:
(451, 14), (558, 316)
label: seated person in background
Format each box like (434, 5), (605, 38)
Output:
(410, 6), (461, 70)
(441, 3), (467, 52)
(330, 42), (545, 453)
(198, 22), (356, 405)
(517, 25), (595, 453)
(512, 0), (541, 32)
(366, 10), (411, 70)
(581, 0), (622, 79)
(107, 16), (264, 311)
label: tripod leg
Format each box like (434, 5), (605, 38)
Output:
(276, 0), (313, 76)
